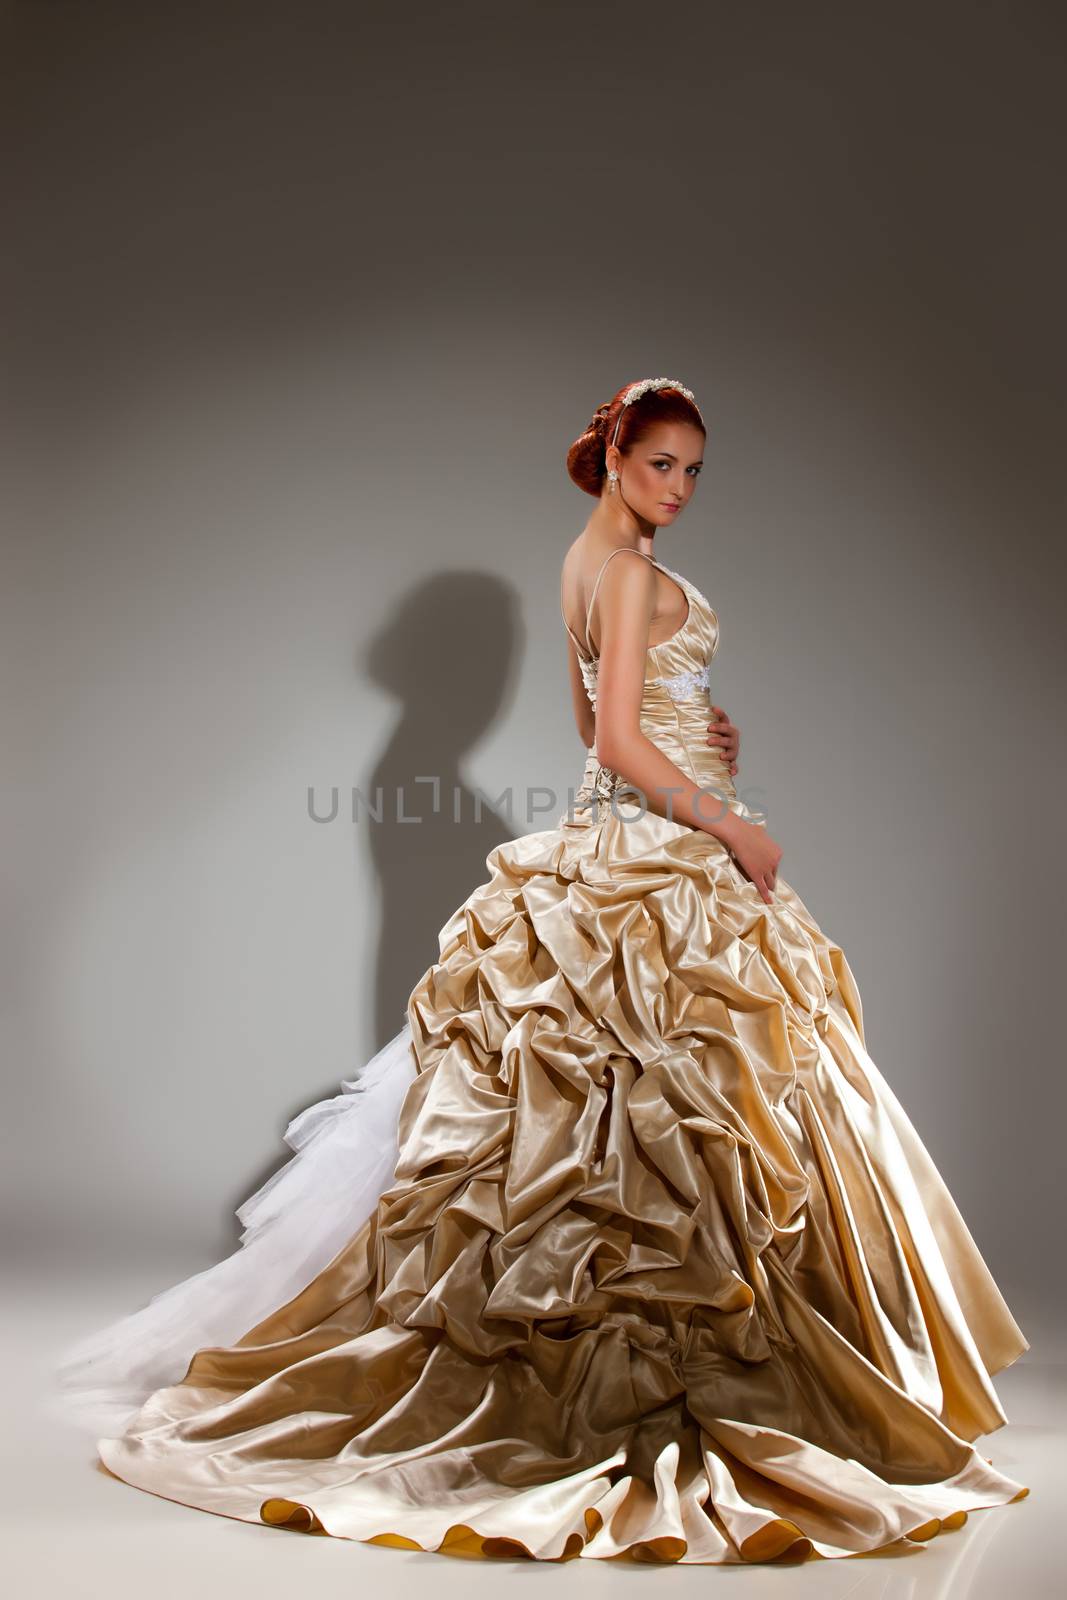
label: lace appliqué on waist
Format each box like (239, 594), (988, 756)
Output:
(649, 662), (713, 701)
(579, 658), (712, 707)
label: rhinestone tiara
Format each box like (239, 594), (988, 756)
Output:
(610, 376), (703, 447)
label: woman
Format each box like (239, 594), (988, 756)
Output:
(54, 377), (1029, 1564)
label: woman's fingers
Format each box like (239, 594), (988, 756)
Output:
(740, 862), (776, 905)
(708, 705), (739, 763)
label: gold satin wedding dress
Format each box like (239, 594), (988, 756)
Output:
(55, 549), (1030, 1564)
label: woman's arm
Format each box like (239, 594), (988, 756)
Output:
(591, 552), (746, 850)
(566, 637), (597, 749)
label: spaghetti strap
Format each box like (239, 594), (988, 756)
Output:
(561, 546), (660, 661)
(559, 568), (592, 658)
(582, 547), (659, 658)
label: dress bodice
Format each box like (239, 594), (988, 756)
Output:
(561, 548), (737, 820)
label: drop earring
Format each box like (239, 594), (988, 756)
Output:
(607, 469), (618, 495)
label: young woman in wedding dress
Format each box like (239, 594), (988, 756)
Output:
(54, 376), (1030, 1564)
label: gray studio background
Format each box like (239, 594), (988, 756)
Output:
(5, 0), (1065, 1359)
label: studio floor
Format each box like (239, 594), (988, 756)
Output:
(11, 1249), (1063, 1599)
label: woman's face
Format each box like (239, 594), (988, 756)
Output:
(609, 420), (705, 526)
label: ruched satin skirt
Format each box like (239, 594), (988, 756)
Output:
(60, 778), (1030, 1563)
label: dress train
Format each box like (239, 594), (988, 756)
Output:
(52, 1024), (417, 1439)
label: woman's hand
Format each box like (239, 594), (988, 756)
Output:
(707, 705), (740, 775)
(723, 815), (782, 904)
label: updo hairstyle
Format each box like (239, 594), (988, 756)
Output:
(566, 381), (706, 498)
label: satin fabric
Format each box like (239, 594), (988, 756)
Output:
(88, 563), (1029, 1562)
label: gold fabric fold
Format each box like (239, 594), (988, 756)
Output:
(92, 566), (1029, 1562)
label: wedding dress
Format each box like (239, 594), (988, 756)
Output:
(53, 549), (1030, 1564)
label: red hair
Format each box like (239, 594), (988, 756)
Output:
(566, 381), (706, 498)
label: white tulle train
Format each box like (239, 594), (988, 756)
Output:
(50, 1023), (418, 1438)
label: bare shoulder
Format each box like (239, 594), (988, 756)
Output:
(595, 545), (658, 595)
(562, 537), (656, 618)
(586, 547), (657, 652)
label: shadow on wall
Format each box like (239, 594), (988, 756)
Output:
(361, 569), (524, 1048)
(219, 567), (525, 1244)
